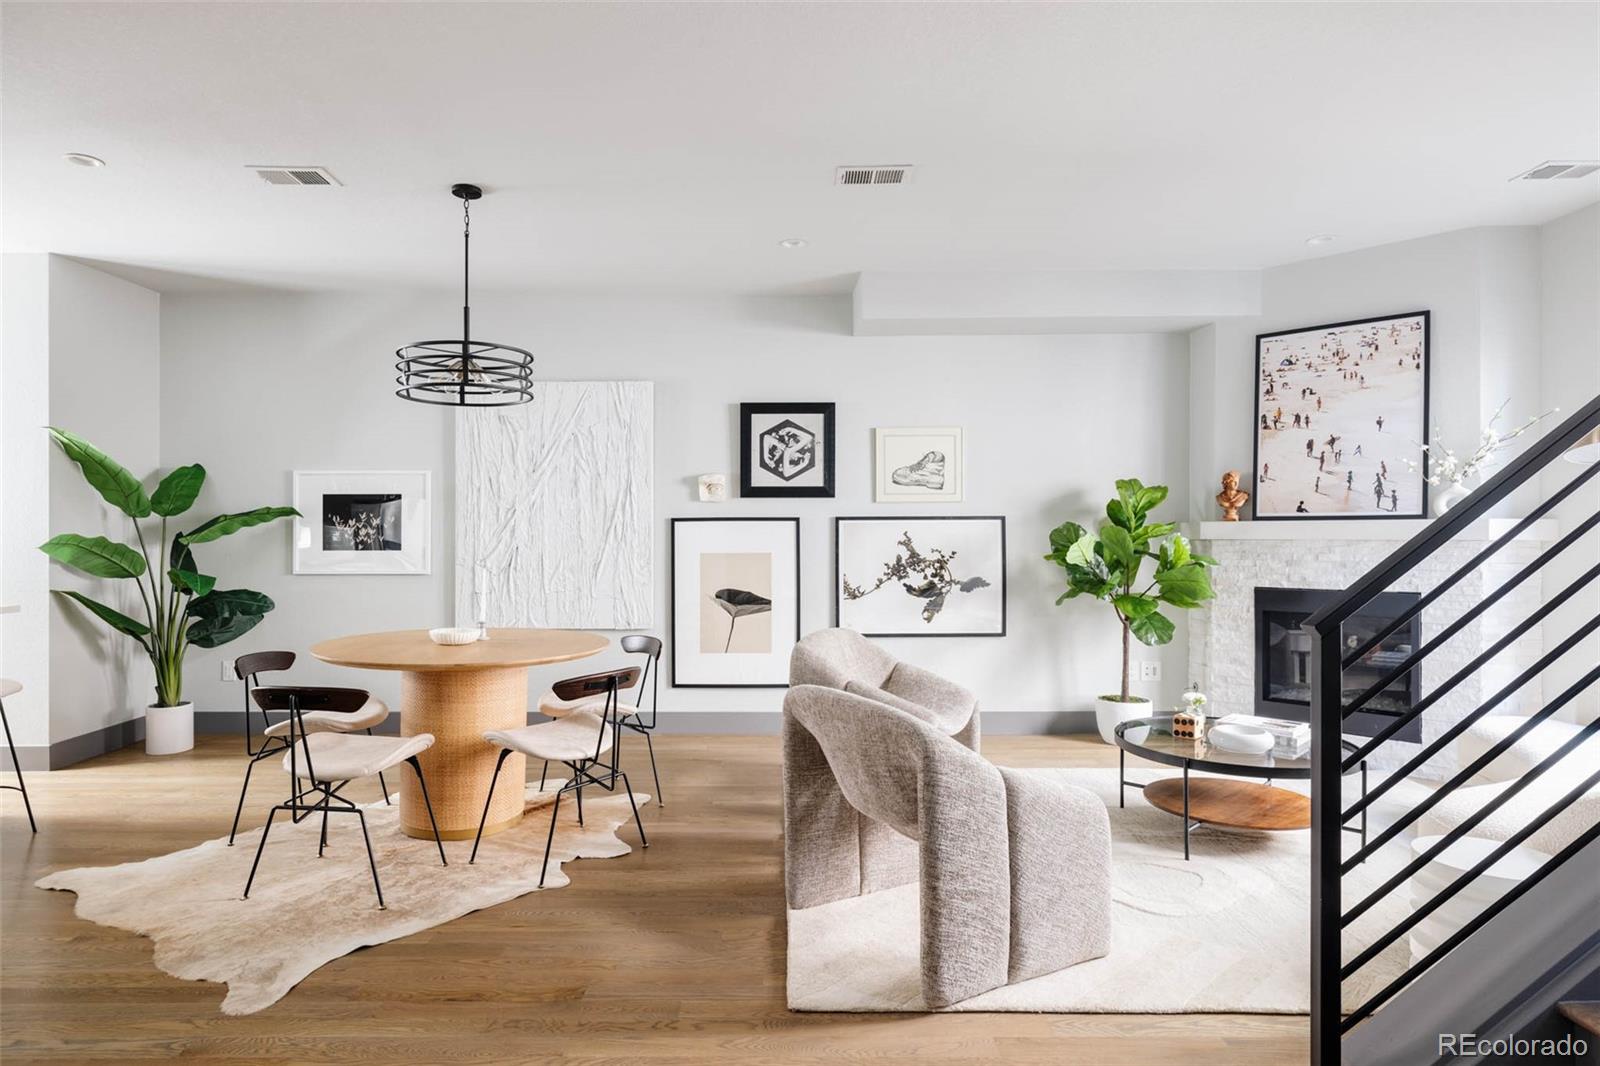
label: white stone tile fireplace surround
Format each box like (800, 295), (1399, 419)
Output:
(1185, 518), (1558, 777)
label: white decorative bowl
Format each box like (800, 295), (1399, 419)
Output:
(428, 627), (480, 646)
(1208, 722), (1274, 755)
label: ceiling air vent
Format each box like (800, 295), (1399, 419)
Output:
(835, 164), (914, 186)
(1509, 160), (1600, 181)
(247, 165), (342, 187)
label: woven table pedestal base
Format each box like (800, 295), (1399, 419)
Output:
(400, 666), (528, 840)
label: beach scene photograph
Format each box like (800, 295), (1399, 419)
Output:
(1253, 311), (1429, 517)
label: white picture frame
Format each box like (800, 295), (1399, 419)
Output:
(874, 426), (964, 503)
(836, 515), (1005, 637)
(292, 470), (432, 575)
(671, 517), (799, 688)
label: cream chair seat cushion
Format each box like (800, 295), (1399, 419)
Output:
(281, 731), (433, 783)
(0, 678), (20, 699)
(536, 689), (638, 720)
(262, 696), (390, 737)
(486, 713), (612, 762)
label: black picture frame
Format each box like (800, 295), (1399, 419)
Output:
(834, 515), (1007, 637)
(739, 402), (836, 498)
(1251, 310), (1431, 521)
(670, 516), (801, 689)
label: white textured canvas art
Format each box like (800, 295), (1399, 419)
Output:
(456, 381), (653, 629)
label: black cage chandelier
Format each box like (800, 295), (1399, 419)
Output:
(395, 183), (534, 406)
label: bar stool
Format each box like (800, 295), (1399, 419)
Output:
(228, 651), (392, 845)
(0, 679), (37, 833)
(242, 686), (443, 910)
(471, 667), (647, 886)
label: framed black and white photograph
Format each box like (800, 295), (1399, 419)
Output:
(835, 516), (1006, 637)
(874, 426), (963, 503)
(739, 402), (835, 498)
(1252, 310), (1430, 519)
(292, 470), (432, 575)
(671, 517), (800, 687)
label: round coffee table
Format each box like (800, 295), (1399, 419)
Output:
(1114, 716), (1367, 860)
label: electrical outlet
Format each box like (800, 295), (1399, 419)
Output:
(1139, 661), (1161, 682)
(220, 658), (235, 681)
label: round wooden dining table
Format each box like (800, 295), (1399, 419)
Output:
(309, 628), (609, 841)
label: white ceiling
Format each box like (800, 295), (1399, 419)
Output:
(3, 2), (1597, 295)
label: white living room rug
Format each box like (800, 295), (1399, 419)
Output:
(787, 767), (1417, 1014)
(36, 782), (647, 1015)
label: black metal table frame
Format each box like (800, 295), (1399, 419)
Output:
(1114, 719), (1368, 861)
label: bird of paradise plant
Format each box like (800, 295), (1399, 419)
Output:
(38, 428), (298, 708)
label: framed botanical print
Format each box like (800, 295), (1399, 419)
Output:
(292, 470), (432, 575)
(739, 402), (835, 498)
(874, 426), (963, 503)
(1252, 310), (1430, 519)
(671, 517), (800, 687)
(835, 516), (1006, 637)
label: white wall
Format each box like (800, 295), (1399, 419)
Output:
(0, 254), (52, 747)
(1, 256), (161, 756)
(45, 257), (162, 743)
(1539, 204), (1600, 723)
(1188, 226), (1549, 520)
(1186, 217), (1599, 724)
(160, 291), (1193, 721)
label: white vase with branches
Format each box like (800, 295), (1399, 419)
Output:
(1406, 401), (1558, 516)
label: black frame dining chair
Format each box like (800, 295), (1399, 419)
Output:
(0, 679), (37, 833)
(241, 686), (445, 909)
(617, 635), (665, 805)
(536, 635), (666, 805)
(228, 651), (392, 846)
(470, 666), (648, 887)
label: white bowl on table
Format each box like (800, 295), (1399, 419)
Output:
(1208, 722), (1274, 755)
(428, 627), (480, 646)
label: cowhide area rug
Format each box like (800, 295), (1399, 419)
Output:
(787, 767), (1423, 1014)
(36, 782), (646, 1014)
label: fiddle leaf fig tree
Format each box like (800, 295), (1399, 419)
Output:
(38, 428), (298, 708)
(1044, 478), (1218, 702)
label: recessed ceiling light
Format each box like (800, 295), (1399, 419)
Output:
(778, 238), (808, 249)
(1305, 234), (1338, 247)
(63, 153), (106, 168)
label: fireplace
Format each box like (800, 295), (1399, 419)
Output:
(1254, 586), (1423, 741)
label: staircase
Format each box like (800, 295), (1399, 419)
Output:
(1305, 394), (1600, 1066)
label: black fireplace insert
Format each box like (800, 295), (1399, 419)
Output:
(1254, 586), (1423, 741)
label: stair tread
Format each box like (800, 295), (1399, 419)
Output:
(1559, 1001), (1600, 1034)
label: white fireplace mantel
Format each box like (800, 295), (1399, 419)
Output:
(1183, 515), (1556, 779)
(1183, 517), (1559, 543)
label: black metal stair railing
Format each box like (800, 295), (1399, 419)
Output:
(1305, 393), (1600, 1066)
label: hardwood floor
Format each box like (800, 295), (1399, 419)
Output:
(0, 734), (1308, 1064)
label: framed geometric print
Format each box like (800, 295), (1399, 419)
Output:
(739, 402), (835, 498)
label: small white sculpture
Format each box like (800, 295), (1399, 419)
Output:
(698, 474), (728, 502)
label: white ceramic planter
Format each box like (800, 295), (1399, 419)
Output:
(1432, 482), (1471, 516)
(145, 701), (195, 755)
(1094, 695), (1151, 745)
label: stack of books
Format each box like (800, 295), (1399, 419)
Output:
(1215, 713), (1311, 757)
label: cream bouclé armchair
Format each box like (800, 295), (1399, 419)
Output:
(782, 628), (1112, 1009)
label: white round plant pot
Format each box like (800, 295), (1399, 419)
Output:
(1432, 482), (1471, 517)
(145, 702), (195, 755)
(1095, 695), (1151, 746)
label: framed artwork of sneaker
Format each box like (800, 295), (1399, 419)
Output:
(874, 426), (964, 503)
